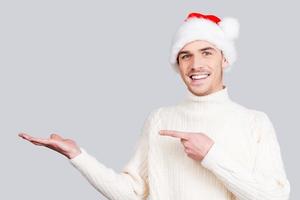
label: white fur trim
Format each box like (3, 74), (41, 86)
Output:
(219, 17), (239, 40)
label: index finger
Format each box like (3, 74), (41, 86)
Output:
(159, 130), (189, 140)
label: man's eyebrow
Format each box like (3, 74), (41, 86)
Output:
(200, 47), (217, 52)
(177, 47), (217, 56)
(177, 51), (190, 56)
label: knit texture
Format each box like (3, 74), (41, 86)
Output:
(69, 86), (290, 200)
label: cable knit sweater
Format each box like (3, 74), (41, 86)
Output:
(69, 85), (290, 200)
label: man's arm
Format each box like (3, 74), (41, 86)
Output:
(200, 111), (290, 200)
(69, 108), (161, 200)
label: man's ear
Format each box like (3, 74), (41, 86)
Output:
(221, 53), (229, 69)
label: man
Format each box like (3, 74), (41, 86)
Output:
(19, 12), (290, 200)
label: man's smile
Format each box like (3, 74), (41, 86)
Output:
(188, 72), (211, 86)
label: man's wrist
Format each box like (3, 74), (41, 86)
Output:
(67, 148), (82, 159)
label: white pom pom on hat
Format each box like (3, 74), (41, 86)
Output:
(219, 17), (240, 40)
(169, 12), (240, 73)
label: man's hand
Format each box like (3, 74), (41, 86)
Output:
(18, 132), (81, 159)
(159, 130), (214, 161)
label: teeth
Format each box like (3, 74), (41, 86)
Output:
(191, 74), (209, 80)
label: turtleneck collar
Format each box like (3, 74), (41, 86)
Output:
(184, 85), (230, 103)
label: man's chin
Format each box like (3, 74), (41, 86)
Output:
(187, 85), (211, 96)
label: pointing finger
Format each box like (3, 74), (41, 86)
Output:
(159, 130), (189, 140)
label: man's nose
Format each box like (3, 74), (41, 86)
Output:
(191, 55), (204, 70)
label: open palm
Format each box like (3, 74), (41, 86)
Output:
(18, 132), (81, 159)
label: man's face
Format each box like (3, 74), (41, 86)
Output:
(177, 40), (229, 96)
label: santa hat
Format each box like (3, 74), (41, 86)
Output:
(169, 12), (240, 73)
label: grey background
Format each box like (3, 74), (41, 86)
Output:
(0, 0), (299, 199)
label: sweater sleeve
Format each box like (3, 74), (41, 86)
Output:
(68, 109), (160, 200)
(200, 111), (291, 200)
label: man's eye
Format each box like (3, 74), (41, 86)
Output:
(181, 54), (190, 59)
(203, 51), (212, 56)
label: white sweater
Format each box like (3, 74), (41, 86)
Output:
(69, 85), (290, 200)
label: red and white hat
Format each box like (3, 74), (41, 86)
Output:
(169, 12), (240, 73)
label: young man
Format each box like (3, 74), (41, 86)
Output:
(19, 12), (290, 200)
